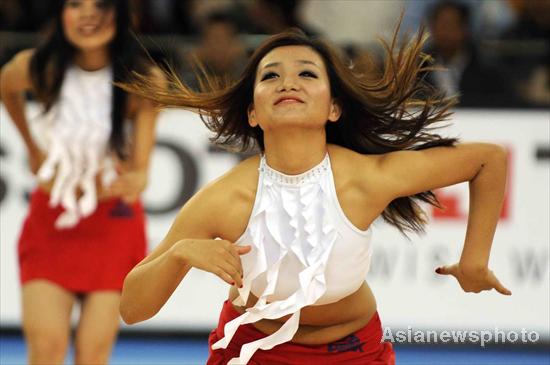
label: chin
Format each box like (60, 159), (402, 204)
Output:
(68, 34), (114, 51)
(267, 117), (325, 130)
(82, 42), (110, 50)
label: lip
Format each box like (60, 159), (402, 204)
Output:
(78, 24), (100, 35)
(274, 96), (304, 105)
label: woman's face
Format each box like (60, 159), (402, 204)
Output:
(248, 45), (341, 132)
(62, 0), (116, 51)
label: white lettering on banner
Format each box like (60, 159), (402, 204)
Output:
(366, 243), (549, 286)
(1, 105), (549, 339)
(382, 326), (541, 347)
(511, 247), (549, 283)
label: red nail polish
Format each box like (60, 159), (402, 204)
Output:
(435, 268), (441, 274)
(231, 282), (235, 285)
(239, 284), (243, 288)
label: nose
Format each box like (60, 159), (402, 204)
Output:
(81, 1), (99, 19)
(276, 75), (300, 92)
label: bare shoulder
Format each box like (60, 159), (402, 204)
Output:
(209, 154), (260, 204)
(327, 144), (393, 215)
(223, 154), (261, 181)
(327, 144), (382, 189)
(1, 49), (35, 92)
(327, 144), (379, 172)
(199, 154), (261, 240)
(9, 49), (34, 69)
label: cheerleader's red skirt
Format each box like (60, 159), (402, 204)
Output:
(17, 189), (147, 292)
(207, 300), (396, 365)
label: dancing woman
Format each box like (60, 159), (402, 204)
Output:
(1, 1), (161, 363)
(119, 27), (510, 364)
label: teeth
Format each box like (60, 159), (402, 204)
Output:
(80, 25), (97, 34)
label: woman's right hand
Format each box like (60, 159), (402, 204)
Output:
(28, 147), (45, 175)
(174, 239), (252, 288)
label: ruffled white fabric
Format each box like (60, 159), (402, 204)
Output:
(213, 154), (347, 364)
(36, 64), (116, 229)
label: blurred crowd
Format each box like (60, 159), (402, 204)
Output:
(1, 0), (548, 108)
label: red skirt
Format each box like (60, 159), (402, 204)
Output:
(17, 189), (147, 293)
(207, 300), (395, 365)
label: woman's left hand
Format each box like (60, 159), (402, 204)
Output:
(105, 168), (148, 204)
(435, 263), (512, 296)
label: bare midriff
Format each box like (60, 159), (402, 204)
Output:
(228, 281), (377, 345)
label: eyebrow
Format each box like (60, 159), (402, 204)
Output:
(262, 60), (320, 70)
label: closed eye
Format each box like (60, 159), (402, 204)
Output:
(300, 70), (318, 78)
(260, 72), (279, 81)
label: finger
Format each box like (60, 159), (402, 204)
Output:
(495, 287), (512, 296)
(233, 244), (252, 273)
(214, 265), (237, 286)
(237, 245), (252, 255)
(224, 244), (243, 277)
(236, 245), (252, 277)
(219, 260), (243, 288)
(435, 265), (453, 275)
(493, 279), (512, 296)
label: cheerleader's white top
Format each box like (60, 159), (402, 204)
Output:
(36, 64), (117, 229)
(212, 153), (373, 364)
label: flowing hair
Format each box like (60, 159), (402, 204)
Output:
(29, 0), (149, 158)
(120, 24), (458, 234)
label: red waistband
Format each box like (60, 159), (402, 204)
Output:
(207, 300), (395, 365)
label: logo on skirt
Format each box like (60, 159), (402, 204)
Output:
(327, 334), (365, 353)
(109, 201), (134, 218)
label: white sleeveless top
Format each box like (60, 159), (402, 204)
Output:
(212, 153), (373, 364)
(36, 64), (117, 229)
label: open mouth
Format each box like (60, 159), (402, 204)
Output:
(78, 24), (100, 35)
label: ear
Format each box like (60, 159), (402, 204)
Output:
(327, 98), (342, 123)
(248, 103), (258, 127)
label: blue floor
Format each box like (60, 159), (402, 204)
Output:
(1, 334), (549, 364)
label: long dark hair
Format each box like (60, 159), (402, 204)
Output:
(122, 26), (458, 234)
(29, 0), (147, 158)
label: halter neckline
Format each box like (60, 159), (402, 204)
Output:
(71, 63), (112, 77)
(259, 153), (330, 186)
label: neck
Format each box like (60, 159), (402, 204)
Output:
(263, 127), (327, 175)
(74, 48), (110, 71)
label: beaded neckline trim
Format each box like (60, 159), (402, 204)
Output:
(259, 153), (330, 185)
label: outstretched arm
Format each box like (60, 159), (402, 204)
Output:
(372, 142), (511, 295)
(0, 49), (45, 173)
(119, 181), (251, 324)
